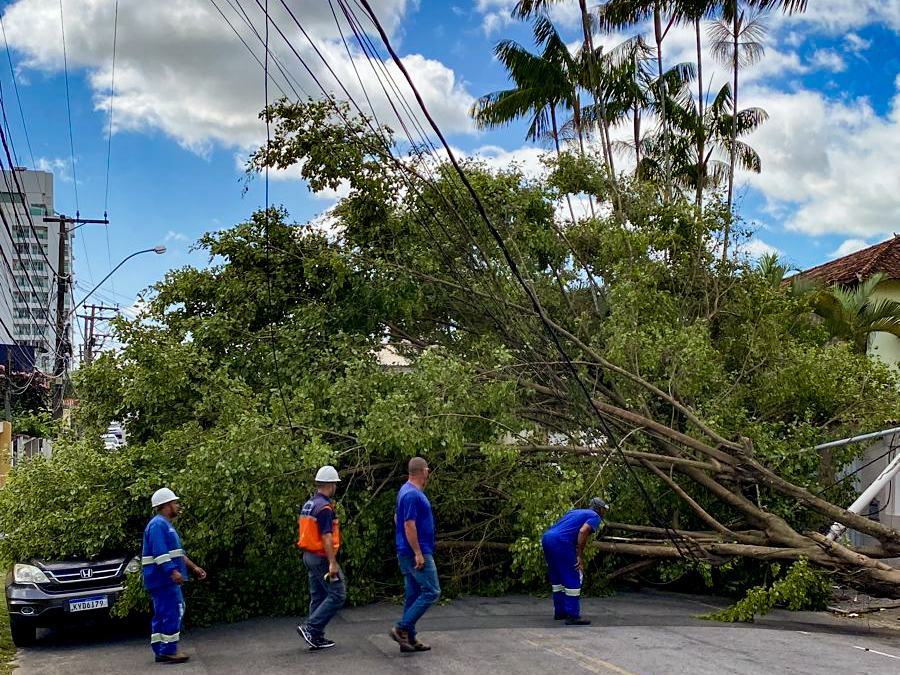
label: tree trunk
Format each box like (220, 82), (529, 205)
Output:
(633, 50), (642, 172)
(694, 18), (705, 214)
(654, 4), (672, 202)
(552, 105), (579, 227)
(578, 0), (616, 181)
(722, 9), (739, 263)
(572, 95), (597, 218)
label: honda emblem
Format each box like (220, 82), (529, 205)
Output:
(80, 568), (93, 579)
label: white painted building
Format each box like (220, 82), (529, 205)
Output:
(0, 169), (74, 373)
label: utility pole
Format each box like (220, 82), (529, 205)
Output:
(78, 304), (118, 366)
(3, 351), (11, 422)
(43, 214), (108, 418)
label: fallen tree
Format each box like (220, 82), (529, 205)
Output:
(248, 100), (900, 595)
(2, 101), (899, 624)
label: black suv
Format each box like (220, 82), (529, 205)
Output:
(5, 553), (139, 646)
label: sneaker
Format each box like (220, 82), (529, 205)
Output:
(389, 626), (414, 653)
(296, 623), (316, 649)
(553, 613), (566, 620)
(565, 617), (591, 626)
(410, 639), (431, 652)
(155, 652), (190, 664)
(312, 637), (335, 650)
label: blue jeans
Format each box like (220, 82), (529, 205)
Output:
(396, 554), (440, 641)
(303, 552), (346, 639)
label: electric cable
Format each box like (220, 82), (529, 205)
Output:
(0, 14), (35, 170)
(261, 0), (297, 434)
(102, 0), (118, 300)
(245, 3), (688, 554)
(58, 0), (79, 215)
(355, 0), (689, 558)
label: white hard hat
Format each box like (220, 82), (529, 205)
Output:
(151, 487), (180, 508)
(314, 465), (341, 483)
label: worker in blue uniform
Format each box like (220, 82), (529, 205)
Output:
(541, 497), (608, 625)
(142, 487), (206, 665)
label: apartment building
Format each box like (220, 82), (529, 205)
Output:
(0, 169), (74, 373)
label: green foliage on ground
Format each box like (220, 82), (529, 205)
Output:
(703, 559), (832, 622)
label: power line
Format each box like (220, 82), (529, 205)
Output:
(58, 0), (94, 296)
(355, 0), (689, 558)
(58, 0), (79, 214)
(103, 0), (118, 301)
(0, 14), (35, 171)
(103, 0), (118, 214)
(246, 3), (687, 556)
(261, 0), (296, 434)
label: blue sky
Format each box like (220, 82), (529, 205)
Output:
(1, 0), (900, 339)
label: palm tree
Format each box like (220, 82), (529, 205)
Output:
(471, 17), (583, 222)
(674, 1), (721, 209)
(813, 272), (900, 355)
(709, 4), (767, 259)
(574, 35), (653, 168)
(638, 81), (767, 199)
(513, 1), (618, 180)
(757, 253), (819, 297)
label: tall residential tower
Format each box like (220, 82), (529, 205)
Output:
(0, 169), (74, 373)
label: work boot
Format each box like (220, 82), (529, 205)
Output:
(155, 652), (190, 664)
(389, 626), (414, 652)
(565, 617), (591, 626)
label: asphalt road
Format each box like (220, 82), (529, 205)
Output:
(12, 590), (900, 675)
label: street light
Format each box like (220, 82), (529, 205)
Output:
(70, 246), (167, 316)
(53, 245), (166, 417)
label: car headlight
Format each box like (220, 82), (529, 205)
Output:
(13, 563), (50, 584)
(124, 557), (141, 575)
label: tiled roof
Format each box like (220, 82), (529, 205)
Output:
(794, 236), (900, 285)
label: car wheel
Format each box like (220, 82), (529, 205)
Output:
(10, 618), (36, 647)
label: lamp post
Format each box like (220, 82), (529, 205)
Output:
(70, 246), (166, 316)
(53, 245), (166, 418)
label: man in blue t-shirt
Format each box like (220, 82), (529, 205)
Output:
(541, 497), (608, 625)
(389, 457), (439, 653)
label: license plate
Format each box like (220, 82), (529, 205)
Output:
(69, 595), (108, 612)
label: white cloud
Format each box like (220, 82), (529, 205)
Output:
(164, 230), (189, 243)
(474, 0), (581, 36)
(770, 0), (900, 35)
(34, 157), (71, 182)
(845, 33), (872, 55)
(736, 237), (779, 259)
(743, 80), (900, 238)
(809, 49), (846, 73)
(3, 0), (474, 156)
(828, 238), (870, 259)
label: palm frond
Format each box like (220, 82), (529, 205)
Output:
(512, 0), (556, 20)
(746, 0), (807, 14)
(595, 0), (659, 30)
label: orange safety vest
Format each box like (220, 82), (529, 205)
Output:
(297, 494), (341, 555)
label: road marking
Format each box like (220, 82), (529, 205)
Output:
(853, 646), (900, 660)
(522, 633), (642, 675)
